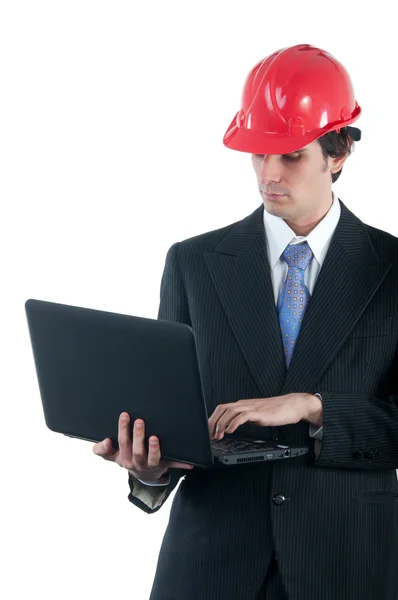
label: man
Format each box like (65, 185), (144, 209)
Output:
(94, 44), (398, 599)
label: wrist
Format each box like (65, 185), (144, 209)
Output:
(304, 393), (323, 427)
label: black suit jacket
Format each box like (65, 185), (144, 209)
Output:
(129, 199), (398, 600)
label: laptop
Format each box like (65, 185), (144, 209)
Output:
(25, 299), (309, 468)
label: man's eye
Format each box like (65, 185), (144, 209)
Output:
(283, 154), (300, 161)
(255, 154), (300, 160)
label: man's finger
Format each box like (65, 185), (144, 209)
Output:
(132, 418), (147, 469)
(118, 413), (133, 469)
(93, 437), (112, 455)
(166, 461), (194, 470)
(147, 436), (162, 469)
(213, 405), (244, 438)
(208, 404), (230, 438)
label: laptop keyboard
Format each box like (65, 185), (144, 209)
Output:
(211, 437), (274, 455)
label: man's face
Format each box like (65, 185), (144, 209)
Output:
(251, 140), (348, 226)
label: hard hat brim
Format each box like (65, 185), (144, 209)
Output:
(223, 109), (361, 155)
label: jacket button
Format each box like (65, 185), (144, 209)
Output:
(353, 451), (363, 459)
(363, 451), (374, 459)
(272, 494), (286, 505)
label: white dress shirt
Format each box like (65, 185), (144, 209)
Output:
(136, 193), (339, 486)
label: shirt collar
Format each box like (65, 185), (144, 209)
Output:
(263, 191), (341, 269)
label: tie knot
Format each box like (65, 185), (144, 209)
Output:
(282, 242), (313, 270)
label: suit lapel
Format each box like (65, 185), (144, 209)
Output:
(280, 201), (391, 394)
(204, 200), (391, 398)
(204, 206), (287, 397)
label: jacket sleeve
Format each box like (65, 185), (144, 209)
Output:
(127, 242), (192, 513)
(313, 342), (398, 470)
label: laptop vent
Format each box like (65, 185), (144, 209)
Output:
(237, 455), (265, 463)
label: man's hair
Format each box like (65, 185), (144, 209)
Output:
(317, 127), (355, 183)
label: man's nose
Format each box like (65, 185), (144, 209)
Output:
(260, 155), (282, 184)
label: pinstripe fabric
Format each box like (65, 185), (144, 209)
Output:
(255, 555), (286, 599)
(128, 199), (398, 600)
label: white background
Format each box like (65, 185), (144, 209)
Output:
(1, 1), (397, 599)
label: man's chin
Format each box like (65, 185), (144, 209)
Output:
(263, 202), (285, 217)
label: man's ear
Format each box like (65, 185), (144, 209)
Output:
(331, 151), (350, 175)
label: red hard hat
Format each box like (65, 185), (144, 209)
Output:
(223, 44), (361, 155)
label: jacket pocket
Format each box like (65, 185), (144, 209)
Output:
(348, 316), (392, 338)
(355, 490), (398, 503)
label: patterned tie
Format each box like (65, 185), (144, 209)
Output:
(278, 241), (314, 367)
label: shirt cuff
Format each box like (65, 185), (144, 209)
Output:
(309, 424), (323, 440)
(129, 470), (171, 487)
(309, 393), (323, 440)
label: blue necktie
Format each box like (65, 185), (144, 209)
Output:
(278, 241), (314, 367)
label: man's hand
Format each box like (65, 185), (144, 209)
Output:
(208, 393), (322, 440)
(93, 413), (194, 482)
